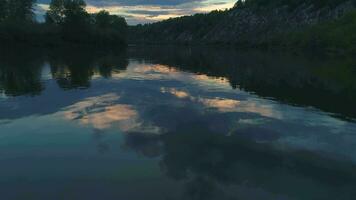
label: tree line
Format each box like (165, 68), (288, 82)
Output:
(234, 0), (353, 10)
(129, 10), (227, 44)
(0, 0), (128, 46)
(129, 0), (356, 54)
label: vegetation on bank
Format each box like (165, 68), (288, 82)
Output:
(0, 0), (355, 53)
(234, 0), (353, 10)
(0, 0), (128, 46)
(242, 0), (356, 54)
(129, 10), (227, 43)
(282, 9), (356, 54)
(130, 0), (356, 54)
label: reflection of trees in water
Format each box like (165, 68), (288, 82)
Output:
(49, 47), (128, 90)
(124, 125), (356, 200)
(0, 46), (128, 95)
(130, 46), (356, 120)
(0, 47), (45, 96)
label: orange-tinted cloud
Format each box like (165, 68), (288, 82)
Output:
(36, 0), (236, 24)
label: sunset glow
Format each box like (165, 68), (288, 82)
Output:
(35, 0), (236, 24)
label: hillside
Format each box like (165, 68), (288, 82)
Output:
(129, 0), (356, 53)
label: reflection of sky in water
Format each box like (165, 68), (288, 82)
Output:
(111, 62), (231, 89)
(1, 61), (356, 160)
(63, 93), (138, 130)
(1, 56), (356, 199)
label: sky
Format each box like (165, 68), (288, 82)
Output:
(35, 0), (236, 25)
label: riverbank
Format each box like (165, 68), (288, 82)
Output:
(129, 0), (356, 55)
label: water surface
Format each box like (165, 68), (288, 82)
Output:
(1, 46), (356, 200)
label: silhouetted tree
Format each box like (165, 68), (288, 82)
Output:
(95, 10), (111, 29)
(0, 0), (7, 22)
(0, 0), (125, 46)
(45, 0), (65, 24)
(62, 0), (89, 26)
(46, 0), (89, 26)
(41, 4), (128, 45)
(6, 0), (36, 22)
(95, 10), (127, 30)
(94, 10), (128, 40)
(110, 15), (127, 33)
(45, 0), (92, 42)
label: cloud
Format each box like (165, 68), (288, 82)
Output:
(35, 0), (236, 24)
(37, 0), (211, 6)
(78, 0), (206, 6)
(126, 9), (171, 17)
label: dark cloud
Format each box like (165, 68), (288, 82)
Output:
(212, 1), (229, 5)
(127, 10), (171, 17)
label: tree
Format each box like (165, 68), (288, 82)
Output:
(94, 10), (127, 32)
(95, 10), (111, 29)
(234, 0), (246, 8)
(6, 0), (36, 22)
(46, 0), (66, 24)
(62, 0), (89, 26)
(0, 0), (7, 22)
(111, 15), (127, 33)
(46, 0), (89, 26)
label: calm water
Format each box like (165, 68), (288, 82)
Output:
(1, 46), (356, 200)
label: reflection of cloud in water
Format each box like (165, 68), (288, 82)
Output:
(238, 101), (282, 119)
(134, 65), (178, 74)
(198, 98), (240, 112)
(161, 87), (190, 99)
(193, 74), (230, 87)
(161, 87), (240, 112)
(160, 87), (281, 118)
(63, 93), (139, 130)
(112, 64), (180, 80)
(112, 64), (230, 90)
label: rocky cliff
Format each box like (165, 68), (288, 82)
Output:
(130, 0), (356, 51)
